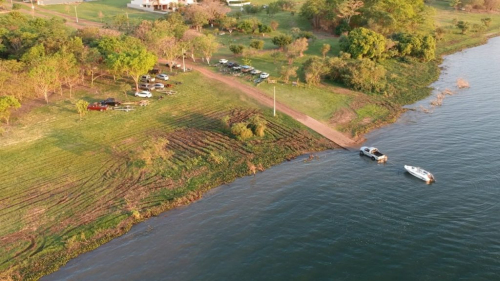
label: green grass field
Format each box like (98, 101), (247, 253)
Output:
(0, 71), (335, 279)
(40, 0), (162, 24)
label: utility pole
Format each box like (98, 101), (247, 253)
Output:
(30, 0), (35, 18)
(74, 5), (78, 23)
(182, 48), (186, 72)
(273, 86), (276, 117)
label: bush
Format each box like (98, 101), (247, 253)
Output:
(326, 57), (387, 94)
(249, 40), (264, 50)
(229, 44), (245, 55)
(392, 33), (436, 61)
(248, 115), (267, 137)
(297, 31), (316, 40)
(339, 27), (386, 60)
(12, 3), (22, 10)
(335, 20), (351, 35)
(231, 122), (254, 140)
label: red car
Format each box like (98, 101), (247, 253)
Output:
(87, 103), (109, 111)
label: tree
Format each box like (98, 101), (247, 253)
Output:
(157, 37), (181, 72)
(229, 44), (245, 55)
(0, 96), (21, 125)
(106, 47), (157, 92)
(201, 0), (231, 27)
(288, 37), (308, 57)
(339, 27), (386, 60)
(29, 55), (59, 103)
(450, 0), (462, 10)
(75, 100), (89, 120)
(364, 0), (430, 35)
(272, 34), (293, 50)
(258, 24), (272, 37)
(220, 16), (237, 34)
(270, 20), (279, 31)
(267, 2), (281, 17)
(56, 48), (80, 98)
(456, 20), (471, 34)
(303, 57), (328, 86)
(250, 40), (264, 50)
(279, 65), (298, 83)
(299, 0), (334, 30)
(195, 34), (219, 65)
(237, 19), (254, 34)
(336, 0), (364, 25)
(184, 4), (209, 31)
(321, 43), (331, 58)
(484, 0), (500, 11)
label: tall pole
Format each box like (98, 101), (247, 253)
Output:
(74, 5), (78, 23)
(273, 86), (276, 117)
(182, 48), (186, 72)
(31, 0), (35, 18)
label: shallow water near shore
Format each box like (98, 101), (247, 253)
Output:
(44, 37), (500, 281)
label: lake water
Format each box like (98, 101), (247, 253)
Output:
(43, 37), (500, 281)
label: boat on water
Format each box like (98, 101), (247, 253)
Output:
(404, 165), (435, 183)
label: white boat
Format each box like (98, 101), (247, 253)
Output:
(404, 165), (435, 183)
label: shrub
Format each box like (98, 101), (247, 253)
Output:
(326, 57), (387, 94)
(297, 31), (316, 40)
(231, 122), (254, 140)
(12, 3), (22, 10)
(250, 40), (264, 50)
(456, 21), (470, 34)
(248, 115), (267, 137)
(229, 44), (245, 55)
(272, 34), (293, 49)
(392, 33), (436, 61)
(335, 20), (351, 35)
(481, 17), (492, 27)
(339, 27), (386, 60)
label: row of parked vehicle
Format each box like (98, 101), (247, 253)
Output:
(218, 59), (270, 79)
(139, 74), (175, 91)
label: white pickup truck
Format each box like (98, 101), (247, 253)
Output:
(360, 146), (388, 162)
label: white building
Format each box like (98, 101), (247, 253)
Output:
(226, 0), (251, 7)
(127, 0), (195, 12)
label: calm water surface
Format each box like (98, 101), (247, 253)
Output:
(44, 37), (500, 281)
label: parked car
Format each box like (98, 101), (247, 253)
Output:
(166, 62), (181, 68)
(88, 103), (109, 111)
(260, 72), (270, 79)
(149, 68), (160, 74)
(232, 65), (242, 71)
(153, 83), (165, 89)
(100, 98), (121, 106)
(156, 73), (169, 81)
(140, 75), (155, 83)
(250, 69), (262, 75)
(226, 62), (236, 68)
(139, 83), (155, 91)
(135, 91), (153, 98)
(241, 65), (254, 73)
(219, 59), (228, 64)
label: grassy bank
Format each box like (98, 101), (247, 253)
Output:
(0, 71), (336, 279)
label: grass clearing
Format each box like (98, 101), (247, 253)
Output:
(40, 0), (162, 24)
(0, 71), (335, 279)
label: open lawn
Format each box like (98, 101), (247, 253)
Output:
(0, 71), (335, 279)
(40, 0), (162, 25)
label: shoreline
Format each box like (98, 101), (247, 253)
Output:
(2, 8), (500, 279)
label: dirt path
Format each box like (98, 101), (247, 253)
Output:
(9, 4), (356, 148)
(185, 63), (356, 148)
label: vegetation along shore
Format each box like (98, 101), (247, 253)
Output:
(1, 0), (500, 279)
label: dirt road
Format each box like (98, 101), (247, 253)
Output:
(186, 63), (356, 148)
(9, 3), (356, 148)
